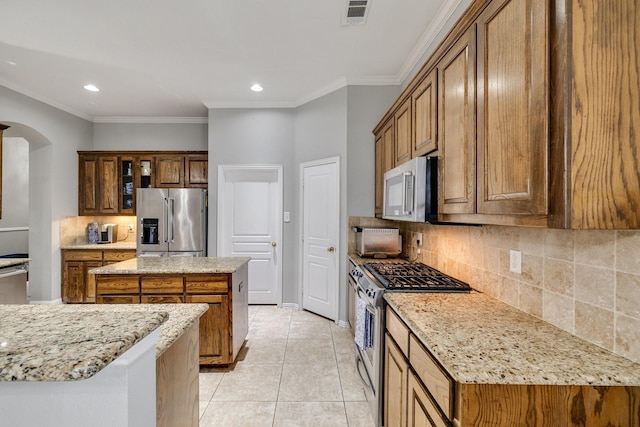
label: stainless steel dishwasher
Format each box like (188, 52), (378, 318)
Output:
(0, 263), (29, 304)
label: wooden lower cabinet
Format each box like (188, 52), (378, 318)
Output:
(385, 306), (640, 427)
(95, 265), (248, 366)
(384, 333), (408, 427)
(62, 249), (136, 303)
(186, 294), (229, 364)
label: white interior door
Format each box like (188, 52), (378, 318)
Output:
(218, 165), (282, 305)
(301, 157), (339, 321)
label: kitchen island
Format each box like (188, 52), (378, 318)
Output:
(90, 256), (250, 365)
(384, 292), (640, 426)
(0, 303), (207, 427)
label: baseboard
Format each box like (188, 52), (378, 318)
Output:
(336, 320), (351, 328)
(29, 298), (62, 305)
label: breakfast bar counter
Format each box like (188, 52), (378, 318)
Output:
(89, 255), (250, 275)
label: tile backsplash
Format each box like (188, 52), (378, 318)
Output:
(60, 216), (137, 245)
(349, 217), (640, 364)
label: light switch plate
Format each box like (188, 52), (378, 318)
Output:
(509, 250), (522, 274)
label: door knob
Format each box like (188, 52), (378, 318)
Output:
(271, 242), (277, 247)
(327, 246), (335, 252)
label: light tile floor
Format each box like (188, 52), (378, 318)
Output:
(198, 305), (376, 427)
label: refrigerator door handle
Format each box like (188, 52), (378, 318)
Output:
(163, 197), (169, 243)
(169, 197), (175, 243)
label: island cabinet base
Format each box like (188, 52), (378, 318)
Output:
(456, 384), (640, 427)
(95, 263), (249, 366)
(156, 321), (199, 427)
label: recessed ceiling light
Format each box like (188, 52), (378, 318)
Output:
(6, 61), (16, 66)
(250, 83), (263, 92)
(84, 84), (100, 92)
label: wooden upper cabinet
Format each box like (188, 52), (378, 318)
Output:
(412, 69), (438, 157)
(438, 27), (477, 215)
(374, 131), (384, 217)
(394, 98), (412, 165)
(185, 155), (208, 188)
(79, 154), (118, 215)
(155, 155), (185, 187)
(383, 120), (395, 174)
(476, 0), (548, 216)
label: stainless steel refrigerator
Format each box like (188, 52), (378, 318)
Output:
(136, 188), (207, 257)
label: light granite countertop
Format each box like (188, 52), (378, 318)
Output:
(385, 292), (640, 386)
(61, 242), (137, 250)
(0, 259), (30, 269)
(88, 256), (250, 275)
(0, 303), (207, 382)
(0, 305), (167, 382)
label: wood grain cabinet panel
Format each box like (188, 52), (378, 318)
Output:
(438, 27), (477, 215)
(185, 275), (228, 294)
(384, 333), (408, 427)
(395, 98), (412, 165)
(155, 155), (185, 188)
(186, 294), (230, 365)
(476, 0), (548, 216)
(185, 155), (208, 188)
(79, 156), (99, 215)
(412, 69), (438, 157)
(141, 277), (184, 294)
(98, 156), (119, 214)
(408, 372), (448, 427)
(374, 131), (384, 217)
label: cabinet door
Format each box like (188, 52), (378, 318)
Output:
(395, 98), (412, 165)
(99, 156), (119, 214)
(185, 155), (208, 188)
(84, 261), (102, 303)
(155, 156), (185, 187)
(79, 155), (100, 215)
(407, 372), (448, 427)
(63, 261), (85, 303)
(413, 69), (438, 157)
(97, 295), (140, 304)
(438, 28), (477, 215)
(186, 294), (230, 364)
(374, 130), (384, 217)
(476, 0), (548, 215)
(384, 333), (409, 427)
(383, 120), (395, 174)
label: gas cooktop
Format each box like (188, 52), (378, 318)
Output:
(363, 261), (471, 292)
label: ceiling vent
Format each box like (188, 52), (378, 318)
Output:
(342, 0), (371, 25)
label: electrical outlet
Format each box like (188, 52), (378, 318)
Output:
(509, 250), (522, 274)
(128, 224), (134, 232)
(416, 232), (423, 247)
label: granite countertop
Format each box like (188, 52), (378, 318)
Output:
(0, 305), (167, 382)
(0, 259), (30, 268)
(89, 256), (250, 275)
(61, 242), (137, 250)
(385, 292), (640, 386)
(54, 303), (209, 358)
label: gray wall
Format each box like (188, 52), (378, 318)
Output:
(0, 85), (93, 303)
(208, 108), (296, 302)
(93, 122), (207, 150)
(0, 137), (29, 255)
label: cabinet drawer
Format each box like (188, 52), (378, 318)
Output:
(386, 306), (410, 356)
(185, 275), (228, 293)
(409, 334), (454, 420)
(63, 250), (103, 261)
(141, 276), (183, 294)
(103, 250), (136, 262)
(96, 276), (139, 294)
(97, 295), (140, 304)
(141, 295), (184, 304)
(408, 371), (449, 427)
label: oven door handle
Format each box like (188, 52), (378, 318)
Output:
(357, 288), (377, 313)
(355, 353), (375, 394)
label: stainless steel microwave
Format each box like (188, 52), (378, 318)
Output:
(382, 156), (438, 222)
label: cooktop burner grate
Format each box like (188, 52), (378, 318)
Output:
(363, 261), (471, 292)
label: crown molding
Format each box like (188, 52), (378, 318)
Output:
(202, 99), (296, 109)
(92, 116), (208, 124)
(397, 0), (464, 84)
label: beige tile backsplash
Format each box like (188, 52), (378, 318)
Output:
(349, 217), (640, 364)
(59, 216), (137, 245)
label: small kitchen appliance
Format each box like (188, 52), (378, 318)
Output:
(352, 226), (401, 258)
(351, 260), (471, 426)
(383, 155), (438, 223)
(98, 224), (118, 243)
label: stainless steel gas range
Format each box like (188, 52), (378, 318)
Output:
(350, 261), (471, 427)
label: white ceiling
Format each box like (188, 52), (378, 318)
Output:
(0, 0), (462, 122)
